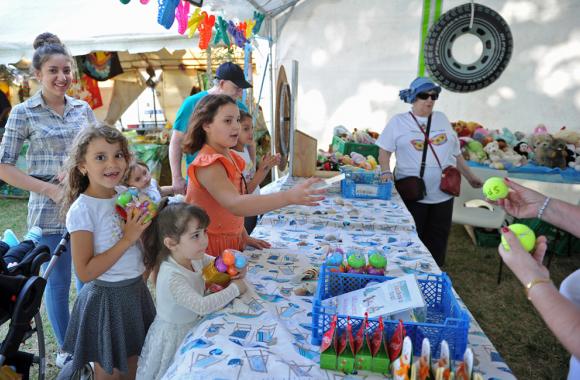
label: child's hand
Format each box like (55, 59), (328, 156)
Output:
(246, 236), (271, 250)
(232, 278), (247, 294)
(258, 153), (281, 173)
(287, 177), (326, 206)
(122, 207), (151, 244)
(231, 265), (247, 280)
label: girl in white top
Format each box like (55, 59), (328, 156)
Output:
(61, 125), (155, 379)
(231, 111), (280, 195)
(137, 201), (247, 380)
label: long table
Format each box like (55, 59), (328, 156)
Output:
(162, 176), (516, 379)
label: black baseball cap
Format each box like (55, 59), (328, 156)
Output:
(215, 62), (252, 89)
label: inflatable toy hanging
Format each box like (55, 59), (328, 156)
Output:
(424, 3), (513, 92)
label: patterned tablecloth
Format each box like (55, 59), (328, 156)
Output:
(162, 176), (515, 380)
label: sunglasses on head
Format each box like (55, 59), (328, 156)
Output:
(416, 92), (439, 101)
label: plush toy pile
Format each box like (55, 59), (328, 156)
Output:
(453, 121), (580, 170)
(318, 126), (380, 171)
(333, 125), (379, 144)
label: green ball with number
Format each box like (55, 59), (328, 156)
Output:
(483, 177), (509, 201)
(501, 224), (536, 252)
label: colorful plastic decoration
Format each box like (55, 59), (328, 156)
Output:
(186, 7), (203, 38)
(115, 187), (158, 224)
(212, 16), (231, 46)
(175, 0), (190, 35)
(346, 251), (366, 274)
(367, 250), (387, 276)
(120, 0), (131, 4)
(140, 0), (150, 4)
(252, 11), (265, 35)
(157, 0), (180, 29)
(238, 21), (247, 40)
(197, 12), (215, 49)
(202, 249), (247, 292)
(245, 18), (256, 39)
(228, 20), (246, 48)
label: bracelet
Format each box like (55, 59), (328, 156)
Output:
(380, 170), (392, 175)
(537, 197), (551, 220)
(525, 278), (552, 300)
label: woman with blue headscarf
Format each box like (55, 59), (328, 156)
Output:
(376, 77), (482, 266)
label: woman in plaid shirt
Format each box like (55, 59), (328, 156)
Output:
(0, 32), (96, 367)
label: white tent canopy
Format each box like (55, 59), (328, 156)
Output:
(0, 0), (295, 64)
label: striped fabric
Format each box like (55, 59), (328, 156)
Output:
(0, 91), (97, 234)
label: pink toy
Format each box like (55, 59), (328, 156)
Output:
(534, 124), (548, 135)
(175, 0), (190, 35)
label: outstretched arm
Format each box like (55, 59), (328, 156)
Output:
(196, 164), (324, 217)
(497, 179), (580, 237)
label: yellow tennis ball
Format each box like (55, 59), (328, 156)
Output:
(501, 224), (536, 252)
(483, 177), (509, 201)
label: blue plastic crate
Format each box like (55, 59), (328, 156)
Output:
(339, 167), (393, 200)
(311, 265), (470, 360)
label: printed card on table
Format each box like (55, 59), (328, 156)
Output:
(322, 274), (425, 319)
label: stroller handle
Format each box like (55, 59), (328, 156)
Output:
(42, 232), (70, 280)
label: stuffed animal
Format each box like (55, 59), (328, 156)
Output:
(569, 147), (580, 171)
(531, 134), (554, 166)
(498, 127), (517, 147)
(533, 124), (549, 135)
(544, 139), (569, 169)
(514, 131), (527, 141)
(514, 141), (532, 160)
(483, 141), (506, 169)
(553, 128), (580, 149)
(452, 121), (473, 137)
(466, 140), (488, 163)
(502, 146), (526, 167)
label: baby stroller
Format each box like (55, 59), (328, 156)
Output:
(0, 232), (69, 379)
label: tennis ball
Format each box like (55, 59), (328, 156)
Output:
(501, 224), (536, 252)
(483, 177), (509, 201)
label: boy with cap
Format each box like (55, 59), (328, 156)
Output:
(169, 61), (252, 195)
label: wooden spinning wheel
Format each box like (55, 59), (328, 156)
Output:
(275, 65), (292, 171)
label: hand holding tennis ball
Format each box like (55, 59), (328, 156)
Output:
(483, 177), (509, 201)
(501, 224), (536, 252)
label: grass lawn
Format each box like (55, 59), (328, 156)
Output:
(1, 197), (578, 379)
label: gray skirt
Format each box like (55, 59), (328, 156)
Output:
(62, 275), (156, 374)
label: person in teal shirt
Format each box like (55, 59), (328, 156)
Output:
(169, 62), (251, 194)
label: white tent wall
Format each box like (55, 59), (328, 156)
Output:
(272, 0), (580, 148)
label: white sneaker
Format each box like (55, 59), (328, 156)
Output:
(55, 352), (73, 369)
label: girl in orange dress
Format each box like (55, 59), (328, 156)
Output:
(183, 94), (324, 256)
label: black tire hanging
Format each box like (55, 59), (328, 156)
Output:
(424, 3), (513, 92)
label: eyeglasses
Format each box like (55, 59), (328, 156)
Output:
(416, 92), (439, 101)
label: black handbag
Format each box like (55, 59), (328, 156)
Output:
(394, 114), (431, 202)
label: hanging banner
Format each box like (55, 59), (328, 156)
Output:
(81, 52), (124, 81)
(68, 74), (103, 109)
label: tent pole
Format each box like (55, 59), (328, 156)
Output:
(268, 16), (277, 180)
(206, 45), (212, 89)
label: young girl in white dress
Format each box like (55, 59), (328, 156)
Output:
(136, 201), (247, 380)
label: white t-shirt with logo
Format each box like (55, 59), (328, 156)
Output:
(376, 111), (460, 204)
(66, 194), (145, 282)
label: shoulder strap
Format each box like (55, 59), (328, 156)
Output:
(409, 112), (433, 177)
